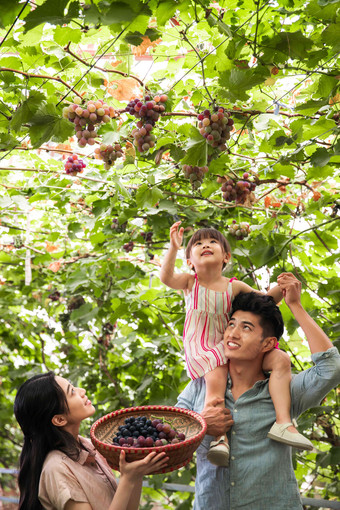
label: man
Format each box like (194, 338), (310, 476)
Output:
(176, 273), (340, 510)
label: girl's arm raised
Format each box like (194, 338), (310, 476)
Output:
(160, 222), (191, 290)
(232, 280), (283, 304)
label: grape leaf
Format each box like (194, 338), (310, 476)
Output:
(0, 0), (26, 28)
(28, 103), (74, 148)
(10, 91), (46, 131)
(310, 148), (331, 167)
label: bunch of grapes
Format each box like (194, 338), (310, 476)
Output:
(221, 172), (256, 204)
(64, 155), (86, 175)
(197, 107), (234, 151)
(111, 218), (127, 233)
(48, 289), (61, 301)
(125, 94), (168, 153)
(182, 164), (209, 189)
(94, 143), (123, 170)
(141, 231), (153, 242)
(63, 98), (116, 148)
(228, 220), (251, 240)
(123, 241), (134, 253)
(112, 415), (186, 448)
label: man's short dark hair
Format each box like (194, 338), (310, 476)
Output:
(230, 292), (284, 340)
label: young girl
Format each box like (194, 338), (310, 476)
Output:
(14, 372), (168, 510)
(160, 221), (313, 466)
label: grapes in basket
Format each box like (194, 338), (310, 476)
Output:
(112, 415), (186, 448)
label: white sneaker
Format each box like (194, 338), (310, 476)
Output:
(206, 436), (230, 466)
(267, 422), (313, 450)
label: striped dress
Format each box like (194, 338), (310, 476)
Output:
(183, 275), (235, 380)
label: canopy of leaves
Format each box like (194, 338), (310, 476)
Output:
(0, 0), (339, 506)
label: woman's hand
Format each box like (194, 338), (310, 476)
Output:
(119, 450), (169, 480)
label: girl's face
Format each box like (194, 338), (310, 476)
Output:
(187, 236), (230, 272)
(54, 376), (95, 434)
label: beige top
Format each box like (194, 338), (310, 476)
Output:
(38, 436), (117, 510)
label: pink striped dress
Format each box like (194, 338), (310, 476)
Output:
(183, 275), (235, 380)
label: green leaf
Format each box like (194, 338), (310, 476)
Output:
(295, 99), (329, 115)
(103, 2), (140, 24)
(181, 138), (208, 167)
(155, 0), (177, 25)
(310, 147), (331, 167)
(10, 91), (46, 131)
(53, 26), (82, 45)
(0, 0), (26, 28)
(23, 0), (79, 32)
(270, 31), (313, 60)
(321, 24), (340, 51)
(28, 103), (74, 148)
(70, 303), (98, 323)
(136, 184), (164, 208)
(219, 68), (268, 101)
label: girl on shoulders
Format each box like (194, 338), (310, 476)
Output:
(160, 222), (313, 466)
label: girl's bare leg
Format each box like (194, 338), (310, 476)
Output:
(204, 365), (230, 466)
(263, 349), (313, 450)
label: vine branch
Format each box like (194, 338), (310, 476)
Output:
(63, 42), (148, 89)
(0, 68), (83, 99)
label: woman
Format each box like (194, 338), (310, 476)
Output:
(14, 372), (168, 510)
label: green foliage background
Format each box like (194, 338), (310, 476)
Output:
(0, 0), (339, 507)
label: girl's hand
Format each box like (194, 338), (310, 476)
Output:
(170, 221), (184, 251)
(277, 272), (301, 306)
(119, 450), (169, 480)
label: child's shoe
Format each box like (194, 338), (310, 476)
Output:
(267, 422), (313, 450)
(206, 436), (230, 466)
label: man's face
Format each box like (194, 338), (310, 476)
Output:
(224, 310), (270, 360)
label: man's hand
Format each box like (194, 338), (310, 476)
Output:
(200, 398), (234, 436)
(170, 221), (184, 251)
(277, 272), (302, 308)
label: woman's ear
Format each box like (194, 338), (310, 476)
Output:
(52, 414), (68, 428)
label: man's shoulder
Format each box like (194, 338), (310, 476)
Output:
(176, 377), (206, 410)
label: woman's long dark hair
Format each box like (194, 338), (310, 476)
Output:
(14, 372), (81, 510)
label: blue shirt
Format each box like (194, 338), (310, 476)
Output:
(176, 347), (340, 510)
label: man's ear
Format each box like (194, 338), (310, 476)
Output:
(52, 414), (68, 428)
(262, 337), (278, 352)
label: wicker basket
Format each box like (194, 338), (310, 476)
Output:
(90, 405), (207, 474)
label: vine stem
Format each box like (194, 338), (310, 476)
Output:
(289, 244), (333, 308)
(180, 32), (214, 102)
(0, 166), (113, 185)
(241, 218), (339, 277)
(0, 68), (83, 99)
(57, 27), (129, 105)
(64, 42), (148, 89)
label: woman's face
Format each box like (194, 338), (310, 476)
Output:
(55, 376), (95, 431)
